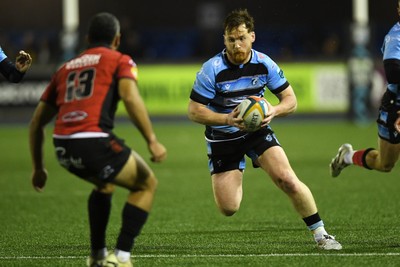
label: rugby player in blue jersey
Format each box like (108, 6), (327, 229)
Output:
(0, 46), (32, 82)
(188, 8), (342, 250)
(331, 1), (400, 176)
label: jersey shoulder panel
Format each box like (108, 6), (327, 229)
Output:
(192, 51), (227, 101)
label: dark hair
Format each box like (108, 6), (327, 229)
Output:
(87, 12), (120, 44)
(223, 9), (255, 33)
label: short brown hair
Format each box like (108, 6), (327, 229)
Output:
(223, 9), (255, 33)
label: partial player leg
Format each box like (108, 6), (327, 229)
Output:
(365, 138), (400, 172)
(86, 183), (115, 267)
(105, 151), (158, 266)
(211, 170), (243, 216)
(331, 139), (400, 174)
(258, 146), (317, 217)
(330, 143), (354, 177)
(258, 146), (342, 250)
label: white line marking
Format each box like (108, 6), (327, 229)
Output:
(1, 253), (400, 260)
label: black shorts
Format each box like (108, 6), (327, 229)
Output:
(53, 134), (131, 182)
(207, 127), (281, 174)
(377, 90), (400, 144)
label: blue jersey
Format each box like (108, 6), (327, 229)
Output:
(382, 22), (400, 94)
(0, 46), (7, 63)
(190, 49), (289, 140)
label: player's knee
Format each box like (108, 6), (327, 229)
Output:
(146, 173), (158, 192)
(275, 174), (299, 194)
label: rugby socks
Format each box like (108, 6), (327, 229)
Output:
(303, 213), (328, 242)
(351, 148), (374, 169)
(88, 190), (112, 256)
(116, 203), (149, 257)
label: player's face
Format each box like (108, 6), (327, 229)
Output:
(398, 1), (400, 16)
(224, 24), (255, 65)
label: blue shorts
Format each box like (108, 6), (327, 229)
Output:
(206, 127), (281, 174)
(53, 134), (131, 182)
(377, 90), (400, 144)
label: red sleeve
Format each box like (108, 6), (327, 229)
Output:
(117, 55), (138, 81)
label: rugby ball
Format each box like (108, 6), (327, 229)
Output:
(237, 96), (268, 132)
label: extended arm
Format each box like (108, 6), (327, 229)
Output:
(0, 50), (32, 83)
(262, 85), (297, 125)
(118, 78), (167, 162)
(29, 101), (58, 191)
(187, 99), (244, 129)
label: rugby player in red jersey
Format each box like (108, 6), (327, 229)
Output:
(29, 12), (166, 267)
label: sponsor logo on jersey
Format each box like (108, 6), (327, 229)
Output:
(62, 111), (88, 122)
(66, 54), (101, 69)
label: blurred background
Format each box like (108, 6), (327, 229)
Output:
(0, 0), (397, 123)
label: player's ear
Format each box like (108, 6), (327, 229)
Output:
(112, 34), (121, 50)
(250, 31), (255, 43)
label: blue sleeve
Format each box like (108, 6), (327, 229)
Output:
(263, 56), (289, 93)
(382, 32), (400, 60)
(190, 61), (217, 103)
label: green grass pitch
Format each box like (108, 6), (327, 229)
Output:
(1, 119), (400, 266)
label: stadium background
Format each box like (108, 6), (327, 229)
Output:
(0, 0), (397, 123)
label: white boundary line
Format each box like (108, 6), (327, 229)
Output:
(1, 253), (400, 260)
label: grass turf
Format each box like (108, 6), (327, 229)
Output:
(1, 119), (400, 266)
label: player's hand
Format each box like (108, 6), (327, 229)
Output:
(15, 50), (32, 73)
(261, 101), (275, 127)
(31, 168), (48, 192)
(227, 106), (245, 130)
(149, 140), (167, 163)
(395, 111), (400, 133)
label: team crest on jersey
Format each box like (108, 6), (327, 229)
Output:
(212, 58), (222, 67)
(223, 84), (231, 91)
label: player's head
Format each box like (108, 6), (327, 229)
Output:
(223, 9), (255, 65)
(87, 12), (120, 48)
(398, 0), (400, 17)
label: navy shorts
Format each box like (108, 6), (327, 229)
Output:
(53, 134), (131, 182)
(206, 127), (281, 174)
(377, 90), (400, 144)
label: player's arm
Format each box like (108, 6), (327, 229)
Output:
(384, 58), (400, 132)
(263, 85), (297, 125)
(188, 99), (243, 128)
(118, 78), (166, 163)
(29, 101), (58, 192)
(0, 51), (32, 83)
(15, 50), (32, 73)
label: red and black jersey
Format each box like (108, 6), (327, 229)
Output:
(41, 46), (138, 137)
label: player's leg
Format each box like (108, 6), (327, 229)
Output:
(85, 181), (115, 267)
(104, 150), (157, 266)
(211, 170), (243, 216)
(257, 146), (317, 217)
(330, 138), (400, 176)
(364, 138), (400, 171)
(257, 146), (342, 250)
(331, 90), (400, 176)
